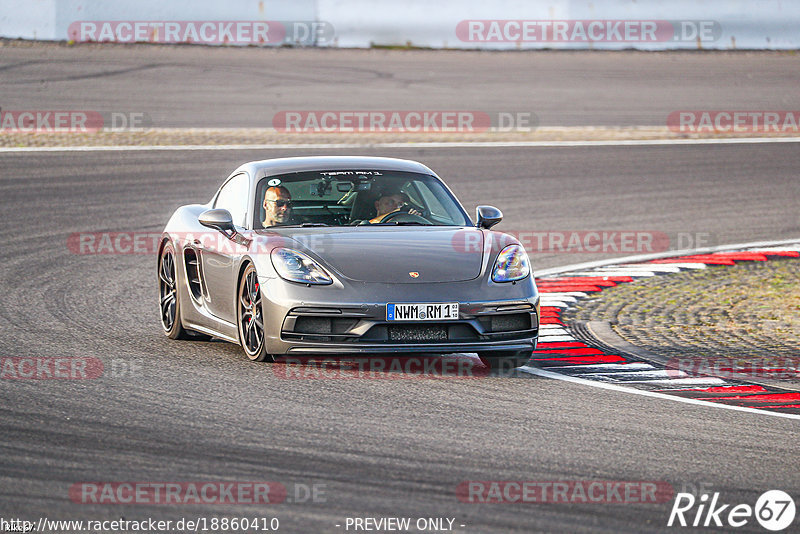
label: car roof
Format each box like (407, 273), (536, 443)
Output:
(235, 156), (437, 179)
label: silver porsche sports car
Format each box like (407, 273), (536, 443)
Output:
(158, 156), (539, 370)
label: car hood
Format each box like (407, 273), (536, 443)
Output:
(257, 227), (485, 283)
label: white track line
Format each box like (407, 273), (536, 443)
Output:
(539, 301), (568, 308)
(654, 381), (745, 390)
(540, 295), (578, 303)
(543, 270), (657, 278)
(536, 238), (800, 277)
(640, 263), (708, 270)
(751, 246), (800, 252)
(536, 335), (577, 342)
(2, 136), (800, 153)
(596, 265), (683, 273)
(539, 300), (575, 307)
(547, 363), (656, 371)
(539, 327), (572, 336)
(579, 370), (690, 380)
(539, 292), (588, 298)
(641, 377), (728, 386)
(521, 366), (800, 420)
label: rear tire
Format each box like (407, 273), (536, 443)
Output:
(478, 350), (531, 375)
(237, 263), (275, 362)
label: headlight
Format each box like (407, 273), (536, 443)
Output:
(491, 244), (531, 282)
(271, 248), (333, 285)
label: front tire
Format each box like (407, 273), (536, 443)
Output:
(237, 264), (275, 362)
(159, 242), (192, 340)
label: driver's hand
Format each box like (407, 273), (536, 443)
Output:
(399, 203), (421, 216)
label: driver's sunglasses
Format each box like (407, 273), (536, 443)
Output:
(266, 199), (292, 208)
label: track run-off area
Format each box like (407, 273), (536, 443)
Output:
(1, 46), (799, 532)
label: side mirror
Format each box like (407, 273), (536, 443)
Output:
(199, 209), (235, 235)
(476, 205), (503, 229)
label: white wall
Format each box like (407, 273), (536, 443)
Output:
(0, 0), (56, 40)
(0, 0), (318, 43)
(318, 0), (800, 49)
(1, 0), (798, 49)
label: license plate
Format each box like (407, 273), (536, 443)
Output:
(387, 302), (459, 321)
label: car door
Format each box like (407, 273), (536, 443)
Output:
(198, 172), (250, 322)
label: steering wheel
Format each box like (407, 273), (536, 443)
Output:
(388, 202), (428, 218)
(377, 210), (432, 225)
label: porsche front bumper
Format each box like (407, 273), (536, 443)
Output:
(258, 275), (539, 356)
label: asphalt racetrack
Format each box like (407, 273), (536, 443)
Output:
(1, 46), (799, 532)
(2, 45), (799, 128)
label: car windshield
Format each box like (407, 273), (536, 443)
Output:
(255, 170), (472, 229)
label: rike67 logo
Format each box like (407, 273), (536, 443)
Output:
(668, 490), (796, 531)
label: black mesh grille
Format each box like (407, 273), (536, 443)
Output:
(490, 313), (531, 332)
(293, 317), (359, 335)
(294, 317), (332, 334)
(388, 325), (448, 342)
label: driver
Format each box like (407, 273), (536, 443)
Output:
(263, 185), (294, 227)
(369, 190), (421, 223)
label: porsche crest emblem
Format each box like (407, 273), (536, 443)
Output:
(408, 271), (419, 278)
